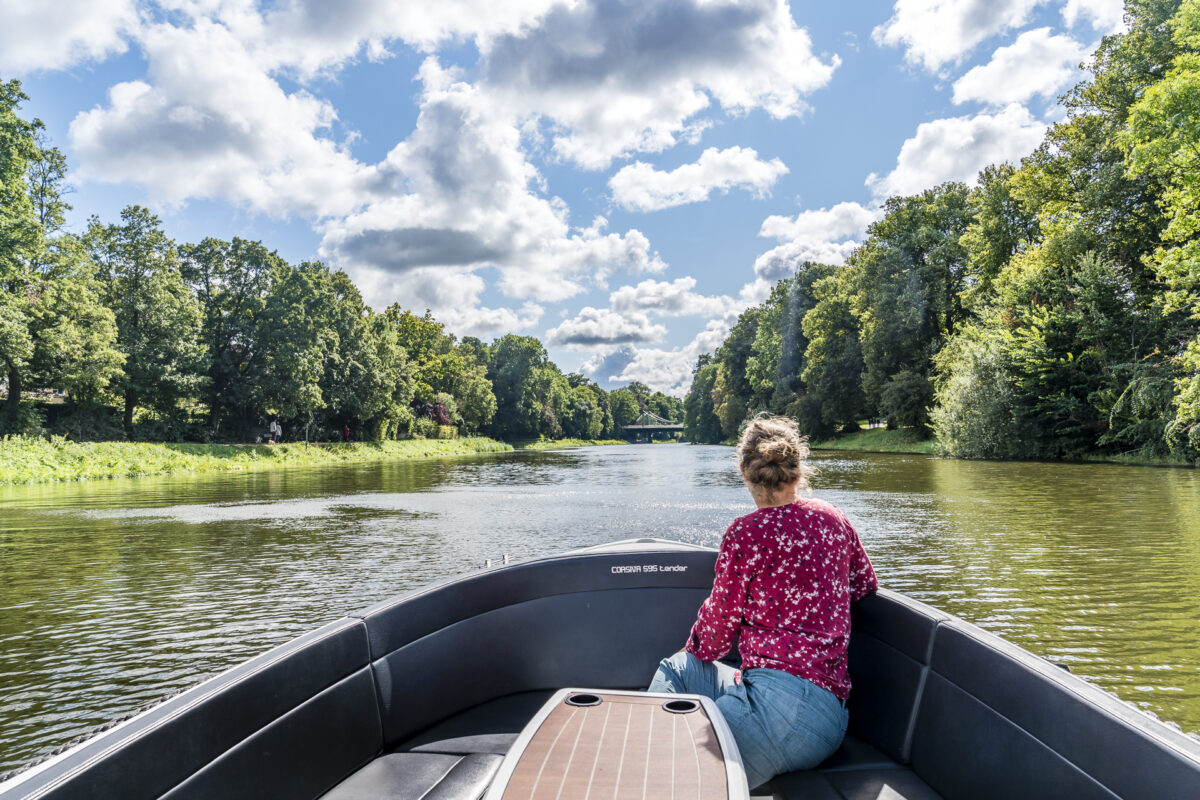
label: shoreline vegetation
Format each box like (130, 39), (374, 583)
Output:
(0, 435), (652, 486)
(511, 438), (629, 451)
(808, 426), (1194, 467)
(0, 436), (515, 486)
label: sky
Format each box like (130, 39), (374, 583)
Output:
(1, 0), (1127, 396)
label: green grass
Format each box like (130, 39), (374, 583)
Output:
(809, 426), (940, 455)
(510, 438), (630, 451)
(0, 436), (514, 485)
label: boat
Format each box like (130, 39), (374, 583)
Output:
(1, 538), (1198, 799)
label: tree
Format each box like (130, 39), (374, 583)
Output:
(683, 357), (723, 443)
(609, 389), (640, 430)
(801, 273), (865, 431)
(87, 206), (205, 437)
(850, 184), (972, 418)
(255, 261), (336, 440)
(179, 237), (279, 435)
(487, 334), (551, 439)
(1122, 0), (1200, 448)
(960, 164), (1040, 312)
(1, 83), (121, 432)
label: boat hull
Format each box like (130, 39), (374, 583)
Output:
(1, 538), (1197, 799)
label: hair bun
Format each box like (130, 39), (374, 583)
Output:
(757, 439), (795, 464)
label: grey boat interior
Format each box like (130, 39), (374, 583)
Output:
(2, 539), (1199, 800)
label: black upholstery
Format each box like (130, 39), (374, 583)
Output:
(368, 587), (710, 744)
(845, 591), (946, 764)
(0, 618), (377, 800)
(356, 548), (716, 659)
(160, 669), (382, 800)
(911, 620), (1200, 800)
(321, 753), (502, 800)
(397, 690), (554, 755)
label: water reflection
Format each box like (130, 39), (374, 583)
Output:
(1, 445), (1198, 772)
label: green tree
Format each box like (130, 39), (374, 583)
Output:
(1122, 0), (1200, 447)
(609, 388), (640, 430)
(960, 163), (1040, 312)
(179, 237), (279, 435)
(801, 272), (865, 431)
(1, 84), (121, 431)
(87, 206), (205, 437)
(683, 357), (723, 443)
(487, 334), (552, 439)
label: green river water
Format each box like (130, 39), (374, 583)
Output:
(1, 444), (1198, 773)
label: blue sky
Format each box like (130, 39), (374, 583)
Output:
(3, 0), (1126, 394)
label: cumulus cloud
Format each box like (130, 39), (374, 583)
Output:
(866, 104), (1046, 198)
(753, 201), (878, 280)
(580, 309), (743, 395)
(952, 28), (1089, 106)
(341, 262), (544, 338)
(146, 0), (562, 81)
(872, 0), (1048, 72)
(0, 0), (137, 74)
(482, 0), (839, 168)
(69, 19), (373, 218)
(1062, 0), (1127, 34)
(609, 146), (788, 212)
(320, 60), (665, 304)
(545, 307), (667, 348)
(609, 277), (732, 317)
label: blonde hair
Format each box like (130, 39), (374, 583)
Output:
(736, 414), (815, 494)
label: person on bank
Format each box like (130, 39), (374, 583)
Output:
(648, 414), (878, 789)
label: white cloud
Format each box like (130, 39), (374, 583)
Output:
(0, 0), (137, 74)
(545, 307), (667, 348)
(319, 59), (665, 304)
(952, 28), (1089, 106)
(872, 0), (1048, 72)
(609, 277), (732, 318)
(69, 19), (373, 219)
(148, 0), (562, 81)
(609, 146), (788, 212)
(1062, 0), (1127, 34)
(754, 201), (878, 279)
(580, 309), (742, 395)
(483, 0), (839, 169)
(866, 104), (1046, 198)
(342, 263), (543, 338)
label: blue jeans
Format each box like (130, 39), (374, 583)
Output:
(649, 652), (848, 789)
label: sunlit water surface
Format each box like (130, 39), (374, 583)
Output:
(1, 445), (1198, 772)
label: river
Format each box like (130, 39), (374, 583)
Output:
(1, 444), (1198, 773)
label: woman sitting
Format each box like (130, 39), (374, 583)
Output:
(648, 414), (878, 789)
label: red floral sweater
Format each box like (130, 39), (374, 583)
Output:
(685, 497), (878, 700)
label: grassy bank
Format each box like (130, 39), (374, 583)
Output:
(511, 438), (629, 451)
(810, 427), (940, 455)
(0, 436), (514, 485)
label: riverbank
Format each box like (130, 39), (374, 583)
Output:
(511, 438), (629, 451)
(808, 427), (1195, 467)
(0, 436), (514, 485)
(810, 427), (939, 455)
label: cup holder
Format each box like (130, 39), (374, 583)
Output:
(565, 693), (602, 707)
(662, 699), (699, 714)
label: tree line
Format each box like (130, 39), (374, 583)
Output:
(0, 81), (683, 444)
(686, 0), (1200, 462)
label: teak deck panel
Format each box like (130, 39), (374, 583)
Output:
(500, 693), (730, 800)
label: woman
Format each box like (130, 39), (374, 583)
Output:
(648, 415), (878, 789)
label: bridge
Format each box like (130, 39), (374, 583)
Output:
(622, 411), (683, 441)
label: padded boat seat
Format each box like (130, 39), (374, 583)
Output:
(320, 753), (501, 800)
(766, 735), (944, 800)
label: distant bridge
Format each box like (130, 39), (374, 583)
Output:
(622, 411), (683, 441)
